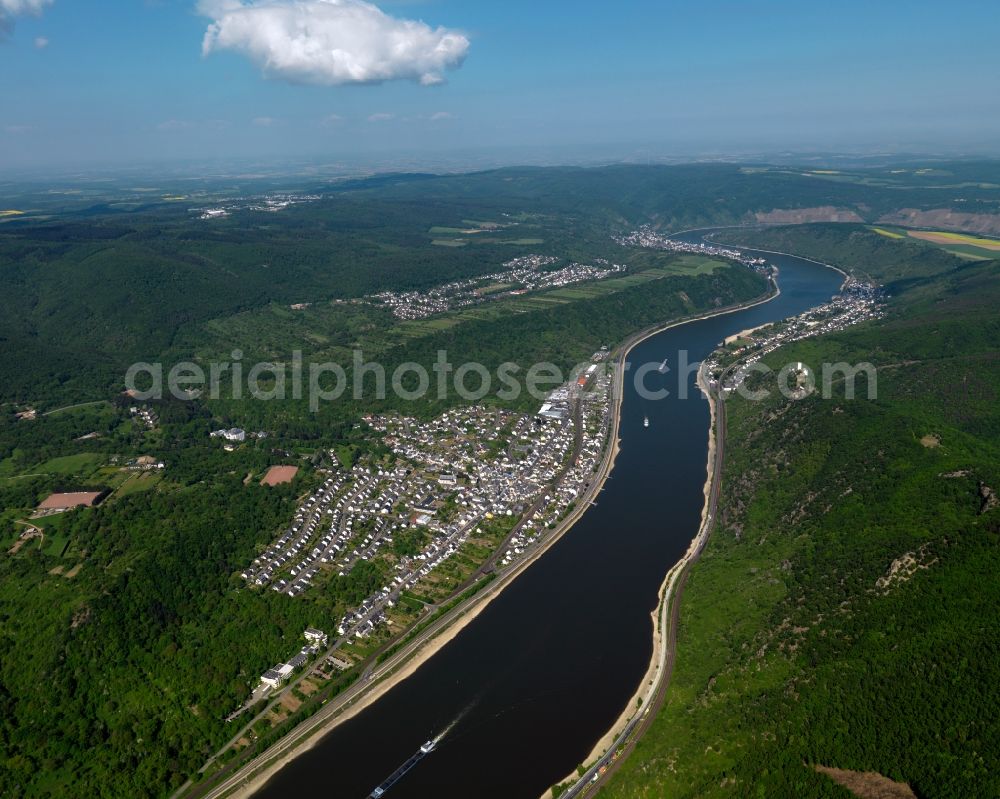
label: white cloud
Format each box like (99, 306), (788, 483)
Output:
(1, 0), (53, 14)
(252, 116), (277, 127)
(198, 0), (469, 87)
(321, 113), (343, 126)
(33, 35), (48, 48)
(367, 112), (393, 122)
(0, 0), (53, 33)
(430, 111), (454, 121)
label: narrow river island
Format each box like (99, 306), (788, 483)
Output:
(249, 236), (844, 799)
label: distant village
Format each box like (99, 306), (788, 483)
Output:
(704, 277), (885, 395)
(193, 193), (321, 220)
(359, 254), (627, 319)
(614, 226), (771, 272)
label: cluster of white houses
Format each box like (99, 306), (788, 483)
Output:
(238, 357), (616, 653)
(210, 427), (269, 443)
(704, 277), (884, 395)
(362, 254), (627, 320)
(194, 193), (321, 221)
(241, 464), (351, 596)
(128, 405), (158, 429)
(499, 358), (613, 567)
(614, 226), (770, 271)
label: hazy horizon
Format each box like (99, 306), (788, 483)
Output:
(3, 0), (1000, 171)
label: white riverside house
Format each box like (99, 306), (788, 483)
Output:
(257, 629), (327, 689)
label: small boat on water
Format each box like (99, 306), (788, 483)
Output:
(643, 416), (649, 428)
(658, 359), (669, 373)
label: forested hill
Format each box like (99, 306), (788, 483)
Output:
(329, 161), (1000, 230)
(601, 234), (1000, 797)
(0, 175), (774, 798)
(1, 164), (999, 799)
(715, 223), (973, 285)
(4, 161), (1000, 408)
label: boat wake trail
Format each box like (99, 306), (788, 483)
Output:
(434, 697), (478, 744)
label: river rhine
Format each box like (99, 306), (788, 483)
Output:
(255, 233), (844, 798)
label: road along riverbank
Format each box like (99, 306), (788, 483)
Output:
(196, 280), (780, 799)
(244, 241), (841, 799)
(546, 363), (725, 798)
(551, 237), (848, 799)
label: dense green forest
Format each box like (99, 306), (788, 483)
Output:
(0, 268), (769, 799)
(0, 167), (773, 798)
(199, 263), (767, 429)
(3, 163), (1000, 798)
(5, 160), (1000, 406)
(0, 471), (323, 796)
(601, 231), (1000, 797)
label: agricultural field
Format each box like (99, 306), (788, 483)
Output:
(747, 162), (1000, 194)
(871, 224), (1000, 259)
(37, 452), (105, 476)
(907, 229), (1000, 258)
(869, 225), (905, 239)
(729, 223), (981, 284)
(112, 470), (165, 499)
(671, 254), (731, 274)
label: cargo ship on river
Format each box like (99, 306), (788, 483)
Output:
(369, 740), (437, 797)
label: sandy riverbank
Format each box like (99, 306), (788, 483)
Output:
(541, 367), (723, 798)
(215, 370), (630, 799)
(211, 284), (779, 799)
(541, 292), (776, 797)
(219, 598), (491, 799)
(724, 322), (771, 345)
(546, 240), (850, 798)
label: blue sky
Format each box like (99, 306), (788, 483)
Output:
(2, 0), (1000, 170)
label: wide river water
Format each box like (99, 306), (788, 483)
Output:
(254, 234), (843, 798)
